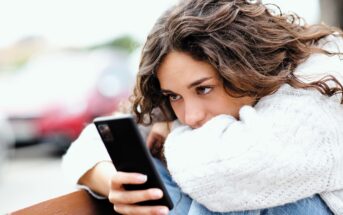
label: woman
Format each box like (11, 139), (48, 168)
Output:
(62, 0), (343, 214)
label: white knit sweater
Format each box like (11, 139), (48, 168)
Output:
(62, 35), (343, 214)
(164, 35), (343, 214)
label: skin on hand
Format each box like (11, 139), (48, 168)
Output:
(79, 162), (169, 214)
(108, 171), (169, 215)
(146, 121), (172, 149)
(146, 121), (172, 161)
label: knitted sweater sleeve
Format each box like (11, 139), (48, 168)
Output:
(164, 86), (343, 212)
(61, 123), (111, 187)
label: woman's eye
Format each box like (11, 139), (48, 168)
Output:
(168, 94), (181, 101)
(196, 86), (212, 95)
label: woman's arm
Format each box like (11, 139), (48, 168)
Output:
(77, 161), (115, 197)
(62, 122), (170, 215)
(61, 124), (112, 190)
(164, 85), (343, 212)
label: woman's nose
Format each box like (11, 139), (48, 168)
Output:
(184, 103), (206, 129)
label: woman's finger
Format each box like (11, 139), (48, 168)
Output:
(113, 204), (169, 215)
(109, 188), (163, 205)
(110, 171), (147, 189)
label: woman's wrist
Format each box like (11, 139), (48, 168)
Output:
(78, 160), (115, 197)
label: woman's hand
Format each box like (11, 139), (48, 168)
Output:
(108, 171), (169, 215)
(146, 121), (172, 161)
(146, 122), (172, 148)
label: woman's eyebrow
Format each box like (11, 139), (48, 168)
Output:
(160, 77), (214, 93)
(187, 77), (213, 89)
(160, 89), (174, 94)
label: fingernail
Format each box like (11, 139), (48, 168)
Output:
(151, 189), (163, 198)
(137, 174), (147, 182)
(157, 207), (169, 215)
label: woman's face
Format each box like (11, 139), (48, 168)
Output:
(156, 51), (255, 128)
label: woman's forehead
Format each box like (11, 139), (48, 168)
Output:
(156, 51), (220, 88)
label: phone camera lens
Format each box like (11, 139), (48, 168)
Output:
(98, 124), (113, 141)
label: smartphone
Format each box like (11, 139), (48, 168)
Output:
(93, 115), (174, 209)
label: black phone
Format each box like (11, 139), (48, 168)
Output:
(93, 115), (174, 209)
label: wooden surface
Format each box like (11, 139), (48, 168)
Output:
(8, 190), (118, 215)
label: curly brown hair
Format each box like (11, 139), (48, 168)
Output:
(132, 0), (343, 124)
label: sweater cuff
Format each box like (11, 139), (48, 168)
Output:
(76, 185), (107, 200)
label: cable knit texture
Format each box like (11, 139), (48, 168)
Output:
(164, 35), (343, 213)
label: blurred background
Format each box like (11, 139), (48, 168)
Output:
(0, 0), (342, 213)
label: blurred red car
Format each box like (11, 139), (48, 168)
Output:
(0, 50), (134, 152)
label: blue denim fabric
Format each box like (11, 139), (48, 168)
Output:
(154, 159), (193, 214)
(187, 196), (333, 215)
(153, 159), (333, 215)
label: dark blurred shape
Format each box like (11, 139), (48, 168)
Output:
(0, 113), (14, 175)
(88, 35), (140, 54)
(0, 36), (49, 72)
(320, 0), (343, 29)
(0, 49), (134, 153)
